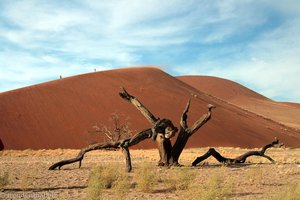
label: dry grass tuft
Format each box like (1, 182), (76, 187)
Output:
(135, 162), (157, 192)
(182, 168), (233, 200)
(87, 164), (120, 200)
(87, 164), (132, 200)
(0, 171), (9, 190)
(112, 171), (131, 200)
(269, 182), (300, 200)
(166, 167), (196, 191)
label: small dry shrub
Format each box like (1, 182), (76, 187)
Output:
(166, 167), (196, 190)
(113, 172), (131, 200)
(182, 169), (233, 200)
(87, 164), (120, 200)
(269, 182), (300, 200)
(0, 171), (9, 189)
(135, 163), (157, 192)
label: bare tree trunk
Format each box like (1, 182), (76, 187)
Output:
(121, 147), (132, 172)
(119, 87), (178, 165)
(192, 138), (284, 166)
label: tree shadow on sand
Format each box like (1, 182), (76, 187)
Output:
(2, 185), (87, 192)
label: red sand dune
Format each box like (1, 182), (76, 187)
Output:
(1, 67), (300, 150)
(178, 76), (269, 102)
(282, 102), (300, 109)
(178, 76), (300, 130)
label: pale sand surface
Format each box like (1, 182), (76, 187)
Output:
(1, 148), (299, 199)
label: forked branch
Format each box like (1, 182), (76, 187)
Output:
(188, 104), (215, 136)
(170, 102), (215, 165)
(49, 129), (152, 171)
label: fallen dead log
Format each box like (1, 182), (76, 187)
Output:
(192, 138), (284, 166)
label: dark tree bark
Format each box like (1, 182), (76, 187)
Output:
(49, 88), (214, 171)
(192, 138), (284, 166)
(119, 87), (179, 166)
(0, 138), (4, 151)
(121, 147), (132, 172)
(170, 100), (215, 165)
(119, 88), (215, 166)
(49, 129), (153, 171)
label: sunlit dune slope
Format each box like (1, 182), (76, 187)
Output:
(178, 75), (300, 130)
(1, 67), (300, 149)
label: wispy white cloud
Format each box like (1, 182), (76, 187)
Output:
(0, 0), (300, 102)
(172, 9), (300, 101)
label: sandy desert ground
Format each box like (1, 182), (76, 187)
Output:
(0, 147), (299, 200)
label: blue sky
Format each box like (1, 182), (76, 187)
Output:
(0, 0), (300, 102)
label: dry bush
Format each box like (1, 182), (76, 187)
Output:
(87, 167), (105, 200)
(182, 168), (233, 200)
(0, 171), (9, 189)
(87, 165), (120, 200)
(112, 172), (131, 200)
(166, 167), (196, 190)
(268, 182), (300, 200)
(135, 163), (157, 192)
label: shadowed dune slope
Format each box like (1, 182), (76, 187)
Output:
(178, 76), (300, 130)
(1, 67), (300, 150)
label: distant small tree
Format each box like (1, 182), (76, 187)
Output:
(87, 113), (134, 145)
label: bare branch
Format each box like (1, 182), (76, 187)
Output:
(180, 99), (190, 129)
(119, 87), (158, 124)
(188, 104), (215, 136)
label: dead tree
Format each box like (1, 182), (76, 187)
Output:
(48, 88), (214, 171)
(118, 88), (215, 166)
(88, 112), (134, 144)
(192, 138), (284, 166)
